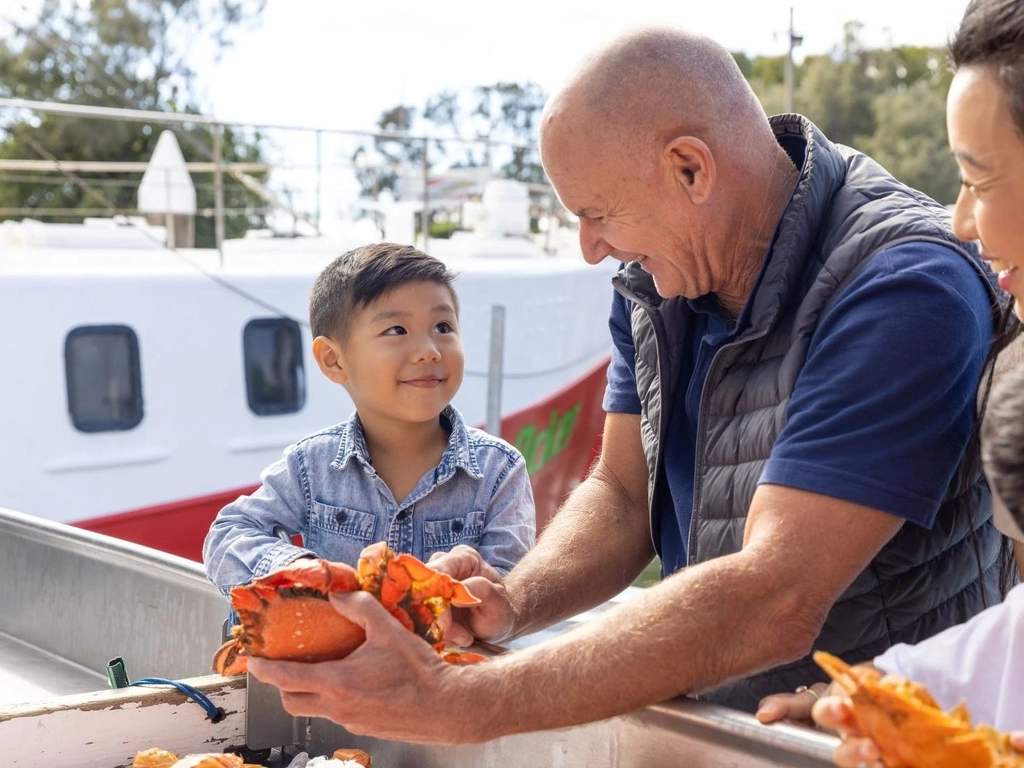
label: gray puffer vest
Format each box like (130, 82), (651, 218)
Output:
(614, 114), (1006, 712)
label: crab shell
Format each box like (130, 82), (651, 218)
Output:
(332, 748), (372, 767)
(131, 751), (263, 768)
(814, 651), (1023, 768)
(212, 544), (485, 676)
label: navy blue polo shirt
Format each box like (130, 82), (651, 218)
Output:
(604, 242), (993, 575)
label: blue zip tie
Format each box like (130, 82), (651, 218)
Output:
(130, 677), (225, 722)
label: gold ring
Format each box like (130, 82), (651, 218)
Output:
(794, 685), (820, 701)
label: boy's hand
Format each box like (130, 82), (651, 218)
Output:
(1013, 733), (1024, 753)
(755, 682), (833, 726)
(427, 545), (514, 645)
(810, 695), (885, 767)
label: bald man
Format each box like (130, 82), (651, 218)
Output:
(247, 27), (1008, 742)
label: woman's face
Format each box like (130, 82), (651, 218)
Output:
(947, 64), (1024, 319)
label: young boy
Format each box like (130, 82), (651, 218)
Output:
(203, 243), (536, 597)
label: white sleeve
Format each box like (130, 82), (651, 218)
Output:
(873, 582), (1024, 731)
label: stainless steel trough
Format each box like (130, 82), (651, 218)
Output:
(0, 507), (839, 767)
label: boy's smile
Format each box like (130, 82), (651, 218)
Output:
(331, 280), (464, 428)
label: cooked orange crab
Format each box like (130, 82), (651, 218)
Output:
(212, 542), (485, 675)
(131, 749), (260, 768)
(814, 651), (1023, 768)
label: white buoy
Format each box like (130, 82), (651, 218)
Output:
(137, 130), (196, 216)
(137, 131), (196, 247)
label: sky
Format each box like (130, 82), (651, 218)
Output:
(205, 0), (975, 132)
(0, 0), (979, 232)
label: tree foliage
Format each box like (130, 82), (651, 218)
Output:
(0, 0), (267, 245)
(352, 81), (548, 200)
(746, 21), (959, 204)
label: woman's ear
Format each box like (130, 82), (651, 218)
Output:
(664, 135), (716, 205)
(312, 335), (348, 384)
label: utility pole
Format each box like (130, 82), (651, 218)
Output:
(784, 7), (804, 113)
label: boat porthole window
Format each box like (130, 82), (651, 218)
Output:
(243, 318), (306, 416)
(64, 325), (144, 432)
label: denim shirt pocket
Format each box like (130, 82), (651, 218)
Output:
(422, 510), (486, 561)
(306, 500), (377, 567)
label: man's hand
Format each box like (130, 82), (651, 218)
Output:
(248, 589), (488, 744)
(428, 545), (514, 645)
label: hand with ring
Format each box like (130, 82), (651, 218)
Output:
(755, 681), (833, 726)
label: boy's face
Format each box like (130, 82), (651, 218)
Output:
(324, 280), (464, 427)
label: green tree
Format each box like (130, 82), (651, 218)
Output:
(351, 81), (549, 199)
(796, 23), (875, 146)
(857, 79), (960, 204)
(0, 0), (268, 246)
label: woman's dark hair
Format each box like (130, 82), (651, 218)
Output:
(971, 305), (1023, 597)
(950, 0), (1024, 135)
(983, 358), (1024, 528)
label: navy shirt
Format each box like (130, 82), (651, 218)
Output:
(604, 242), (993, 575)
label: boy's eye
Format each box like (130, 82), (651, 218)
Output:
(383, 326), (407, 336)
(436, 321), (454, 333)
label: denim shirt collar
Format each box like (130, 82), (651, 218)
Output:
(330, 406), (484, 481)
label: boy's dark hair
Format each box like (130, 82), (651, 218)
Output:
(982, 360), (1024, 528)
(309, 242), (459, 341)
(950, 0), (1024, 136)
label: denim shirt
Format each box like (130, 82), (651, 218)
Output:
(203, 406), (536, 595)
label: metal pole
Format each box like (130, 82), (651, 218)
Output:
(315, 129), (322, 232)
(485, 305), (506, 438)
(784, 7), (802, 113)
(164, 168), (175, 249)
(421, 136), (430, 251)
(212, 124), (225, 262)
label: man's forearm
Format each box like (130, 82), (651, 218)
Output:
(504, 468), (655, 639)
(472, 549), (823, 739)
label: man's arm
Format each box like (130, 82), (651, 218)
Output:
(251, 483), (904, 744)
(503, 411), (655, 638)
(470, 484), (903, 739)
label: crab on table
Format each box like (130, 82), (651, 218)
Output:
(132, 747), (372, 768)
(814, 651), (1023, 768)
(212, 542), (485, 676)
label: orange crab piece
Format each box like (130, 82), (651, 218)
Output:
(814, 651), (1023, 768)
(131, 751), (262, 768)
(212, 544), (485, 676)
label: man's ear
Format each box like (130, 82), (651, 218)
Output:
(664, 136), (715, 205)
(312, 335), (348, 384)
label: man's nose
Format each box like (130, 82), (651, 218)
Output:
(578, 218), (612, 265)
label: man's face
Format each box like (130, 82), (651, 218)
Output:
(947, 64), (1024, 321)
(540, 122), (709, 300)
